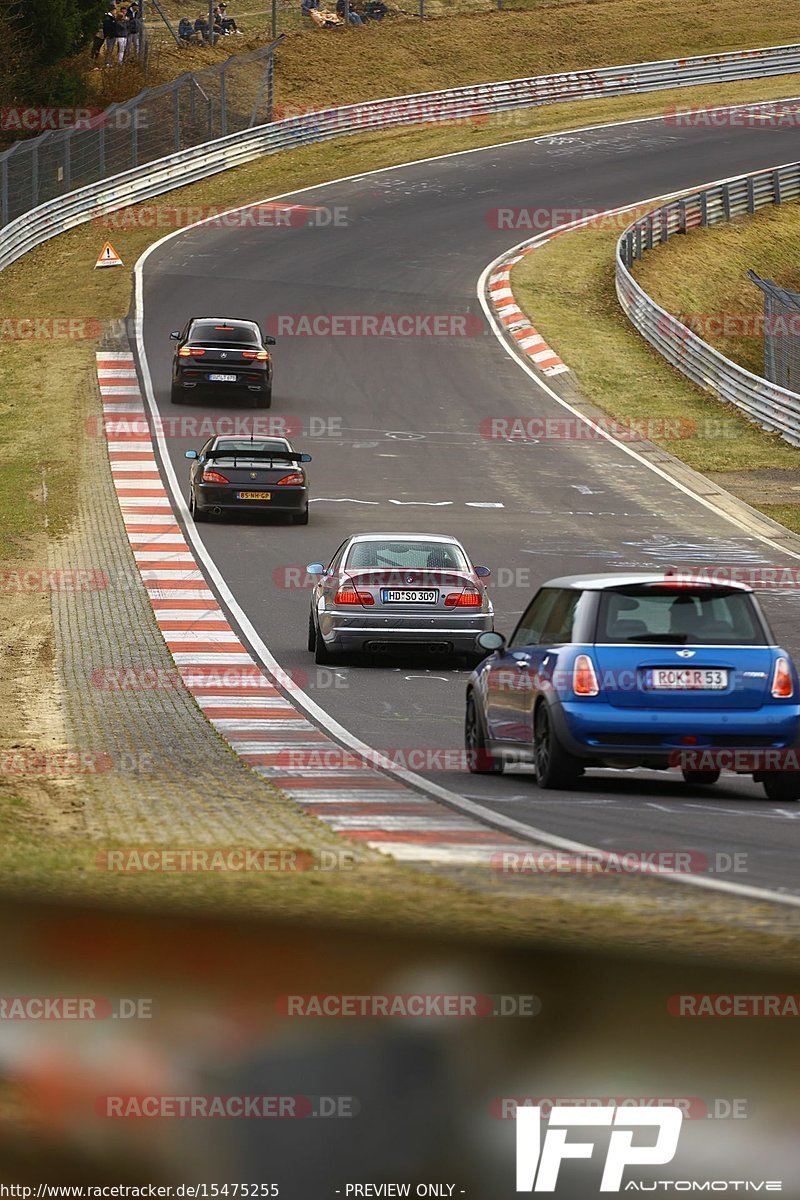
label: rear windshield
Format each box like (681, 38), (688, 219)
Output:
(345, 540), (468, 571)
(190, 322), (260, 344)
(213, 440), (289, 454)
(595, 587), (766, 645)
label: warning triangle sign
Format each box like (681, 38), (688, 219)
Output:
(95, 241), (124, 269)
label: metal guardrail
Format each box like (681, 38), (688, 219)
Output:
(4, 42), (800, 275)
(616, 160), (800, 447)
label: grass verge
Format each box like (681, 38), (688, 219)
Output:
(512, 196), (800, 525)
(4, 79), (800, 944)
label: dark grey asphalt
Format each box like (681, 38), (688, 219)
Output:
(139, 112), (800, 897)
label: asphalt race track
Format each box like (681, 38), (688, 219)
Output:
(138, 110), (800, 898)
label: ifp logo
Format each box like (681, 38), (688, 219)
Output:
(516, 1105), (683, 1192)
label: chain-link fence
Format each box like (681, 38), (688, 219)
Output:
(0, 38), (282, 228)
(747, 270), (800, 393)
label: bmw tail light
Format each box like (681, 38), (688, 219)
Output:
(201, 470), (230, 485)
(334, 589), (374, 606)
(275, 472), (305, 486)
(444, 591), (481, 607)
(573, 653), (600, 696)
(771, 656), (794, 698)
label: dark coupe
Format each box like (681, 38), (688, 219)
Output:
(185, 436), (311, 523)
(170, 317), (275, 407)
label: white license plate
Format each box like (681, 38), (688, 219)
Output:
(209, 373), (237, 382)
(382, 589), (438, 604)
(646, 668), (729, 690)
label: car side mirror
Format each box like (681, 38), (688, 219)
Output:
(299, 453), (312, 463)
(477, 631), (505, 652)
(184, 449), (198, 459)
(306, 563), (326, 575)
(264, 335), (277, 345)
(474, 565), (491, 578)
(170, 331), (181, 340)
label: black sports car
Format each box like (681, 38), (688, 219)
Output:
(185, 436), (311, 523)
(170, 317), (275, 407)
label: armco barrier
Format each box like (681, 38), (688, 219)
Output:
(4, 42), (800, 272)
(616, 161), (800, 447)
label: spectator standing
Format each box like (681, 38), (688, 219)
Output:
(125, 4), (142, 58)
(111, 7), (128, 63)
(102, 6), (117, 64)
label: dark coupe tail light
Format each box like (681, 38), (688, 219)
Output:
(275, 472), (305, 486)
(201, 470), (230, 485)
(242, 349), (269, 360)
(178, 346), (205, 357)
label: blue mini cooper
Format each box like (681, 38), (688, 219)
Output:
(465, 573), (800, 800)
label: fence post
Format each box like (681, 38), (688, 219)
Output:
(678, 199), (686, 233)
(0, 152), (8, 227)
(63, 132), (72, 192)
(98, 124), (106, 179)
(173, 86), (181, 151)
(700, 191), (708, 226)
(660, 208), (669, 244)
(31, 142), (39, 210)
(220, 67), (228, 137)
(131, 109), (139, 168)
(774, 169), (782, 204)
(746, 176), (756, 214)
(722, 182), (731, 220)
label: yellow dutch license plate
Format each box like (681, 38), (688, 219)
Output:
(237, 491), (271, 501)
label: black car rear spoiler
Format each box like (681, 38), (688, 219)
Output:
(205, 447), (311, 463)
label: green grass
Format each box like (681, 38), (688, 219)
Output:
(511, 201), (800, 530)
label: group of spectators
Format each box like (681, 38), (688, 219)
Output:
(301, 0), (387, 24)
(91, 4), (143, 65)
(178, 5), (243, 44)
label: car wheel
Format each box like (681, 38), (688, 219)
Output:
(313, 620), (335, 665)
(533, 701), (582, 790)
(189, 490), (209, 522)
(761, 773), (800, 801)
(170, 385), (185, 404)
(682, 769), (720, 787)
(465, 693), (503, 774)
(293, 508), (309, 525)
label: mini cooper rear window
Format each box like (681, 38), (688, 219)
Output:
(596, 586), (766, 645)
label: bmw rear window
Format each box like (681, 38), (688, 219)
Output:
(345, 541), (468, 570)
(190, 322), (260, 344)
(595, 586), (766, 645)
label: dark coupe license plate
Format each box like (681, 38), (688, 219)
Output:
(208, 373), (237, 383)
(381, 589), (438, 603)
(237, 491), (271, 501)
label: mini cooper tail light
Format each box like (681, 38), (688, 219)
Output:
(334, 588), (374, 606)
(444, 591), (481, 607)
(200, 470), (230, 485)
(275, 472), (305, 486)
(573, 653), (600, 696)
(771, 656), (794, 698)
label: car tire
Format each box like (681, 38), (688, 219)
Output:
(307, 611), (317, 653)
(533, 701), (582, 790)
(189, 490), (209, 522)
(682, 769), (720, 787)
(465, 693), (503, 774)
(171, 385), (185, 404)
(761, 773), (800, 801)
(251, 391), (272, 409)
(313, 620), (334, 665)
